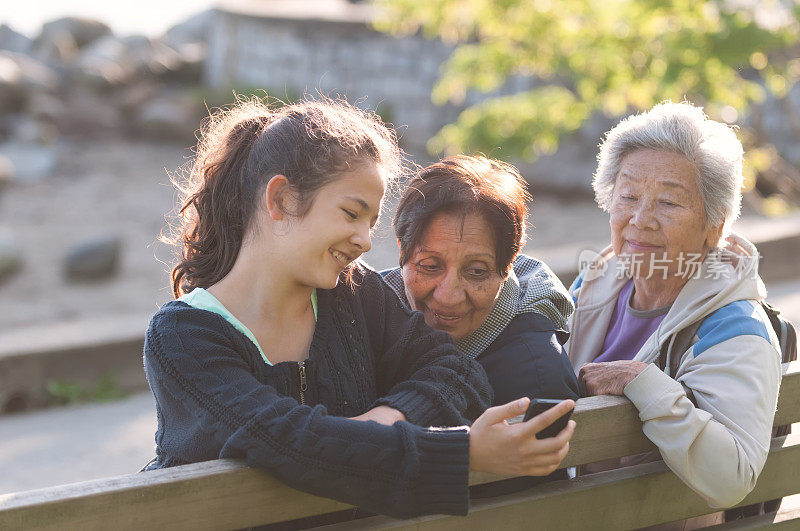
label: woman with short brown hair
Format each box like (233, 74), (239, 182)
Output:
(384, 155), (579, 407)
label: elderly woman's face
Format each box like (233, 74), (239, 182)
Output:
(610, 149), (721, 278)
(401, 211), (504, 341)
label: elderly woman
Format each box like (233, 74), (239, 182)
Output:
(568, 102), (782, 511)
(382, 155), (580, 407)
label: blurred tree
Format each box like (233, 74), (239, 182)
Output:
(373, 0), (800, 168)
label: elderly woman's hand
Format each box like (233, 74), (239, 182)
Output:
(579, 360), (649, 396)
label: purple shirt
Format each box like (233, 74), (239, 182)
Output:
(594, 281), (670, 363)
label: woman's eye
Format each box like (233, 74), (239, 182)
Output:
(621, 195), (637, 201)
(661, 200), (679, 207)
(467, 268), (489, 278)
(418, 263), (440, 273)
(342, 209), (357, 220)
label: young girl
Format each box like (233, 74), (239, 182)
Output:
(143, 97), (575, 519)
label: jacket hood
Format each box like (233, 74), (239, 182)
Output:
(569, 232), (766, 366)
(511, 254), (574, 331)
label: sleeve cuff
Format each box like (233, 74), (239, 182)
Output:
(407, 425), (471, 516)
(623, 363), (684, 414)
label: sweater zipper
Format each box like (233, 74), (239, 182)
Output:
(298, 360), (308, 405)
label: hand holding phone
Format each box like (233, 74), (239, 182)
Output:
(523, 398), (574, 439)
(469, 397), (575, 476)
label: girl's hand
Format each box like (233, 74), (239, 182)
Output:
(469, 398), (575, 476)
(350, 405), (407, 426)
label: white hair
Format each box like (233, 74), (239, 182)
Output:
(593, 101), (744, 244)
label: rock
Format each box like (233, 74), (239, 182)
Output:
(122, 37), (180, 79)
(121, 35), (152, 52)
(127, 39), (198, 82)
(10, 116), (58, 144)
(166, 42), (205, 83)
(64, 236), (122, 281)
(163, 10), (214, 49)
(133, 91), (201, 141)
(133, 39), (206, 83)
(0, 54), (24, 113)
(0, 24), (33, 54)
(116, 80), (159, 106)
(0, 228), (23, 284)
(0, 141), (58, 182)
(134, 40), (181, 79)
(114, 81), (160, 127)
(74, 35), (134, 89)
(26, 92), (62, 124)
(0, 51), (61, 95)
(39, 17), (111, 49)
(33, 29), (79, 66)
(50, 89), (123, 136)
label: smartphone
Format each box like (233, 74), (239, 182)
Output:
(523, 398), (573, 439)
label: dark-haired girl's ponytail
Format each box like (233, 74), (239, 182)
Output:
(171, 117), (267, 298)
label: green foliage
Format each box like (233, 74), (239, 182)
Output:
(45, 374), (126, 406)
(374, 0), (800, 159)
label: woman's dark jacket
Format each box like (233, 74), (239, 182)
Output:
(143, 263), (492, 519)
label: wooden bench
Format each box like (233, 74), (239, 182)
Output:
(1, 361), (797, 530)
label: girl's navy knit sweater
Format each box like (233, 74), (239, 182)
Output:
(143, 264), (492, 518)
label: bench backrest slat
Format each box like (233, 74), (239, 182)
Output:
(472, 360), (799, 484)
(0, 461), (350, 531)
(322, 434), (800, 531)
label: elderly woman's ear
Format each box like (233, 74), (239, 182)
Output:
(704, 223), (724, 250)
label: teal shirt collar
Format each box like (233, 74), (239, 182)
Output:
(178, 288), (318, 366)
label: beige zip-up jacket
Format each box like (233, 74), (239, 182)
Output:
(567, 233), (782, 508)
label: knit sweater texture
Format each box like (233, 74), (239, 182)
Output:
(143, 263), (492, 518)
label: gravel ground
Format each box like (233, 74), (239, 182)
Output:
(0, 138), (189, 331)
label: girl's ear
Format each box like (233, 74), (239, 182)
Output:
(265, 174), (290, 220)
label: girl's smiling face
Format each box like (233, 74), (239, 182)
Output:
(401, 211), (504, 341)
(281, 160), (386, 289)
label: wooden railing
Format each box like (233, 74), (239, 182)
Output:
(1, 362), (798, 530)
